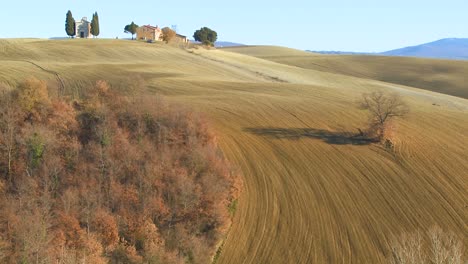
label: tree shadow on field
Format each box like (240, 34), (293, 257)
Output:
(244, 127), (377, 145)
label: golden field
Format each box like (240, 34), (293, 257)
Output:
(1, 39), (467, 263)
(223, 45), (468, 99)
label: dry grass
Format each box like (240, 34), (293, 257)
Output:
(1, 39), (467, 263)
(223, 45), (468, 99)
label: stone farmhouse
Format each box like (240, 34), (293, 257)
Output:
(136, 25), (162, 41)
(175, 34), (189, 44)
(136, 24), (190, 43)
(76, 17), (91, 38)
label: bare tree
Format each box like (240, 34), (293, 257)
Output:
(389, 226), (464, 264)
(428, 226), (463, 264)
(359, 90), (409, 140)
(389, 231), (425, 264)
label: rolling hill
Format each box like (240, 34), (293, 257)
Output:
(0, 39), (467, 263)
(223, 45), (468, 99)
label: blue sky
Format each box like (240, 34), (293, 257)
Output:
(0, 0), (466, 52)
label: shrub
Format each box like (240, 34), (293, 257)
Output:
(16, 77), (49, 112)
(27, 132), (45, 169)
(162, 27), (176, 43)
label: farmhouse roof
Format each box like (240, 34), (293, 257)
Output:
(143, 25), (161, 31)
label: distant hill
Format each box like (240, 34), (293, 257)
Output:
(225, 45), (468, 99)
(215, 41), (245, 48)
(381, 38), (468, 60)
(311, 38), (468, 60)
(307, 50), (372, 55)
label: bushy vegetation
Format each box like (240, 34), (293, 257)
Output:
(193, 27), (217, 46)
(0, 78), (241, 263)
(162, 27), (177, 43)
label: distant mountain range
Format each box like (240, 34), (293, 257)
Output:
(310, 38), (468, 60)
(308, 50), (372, 55)
(381, 38), (468, 59)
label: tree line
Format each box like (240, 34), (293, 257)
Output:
(124, 21), (218, 46)
(123, 22), (178, 43)
(65, 9), (219, 45)
(65, 10), (100, 38)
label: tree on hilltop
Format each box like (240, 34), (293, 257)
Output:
(65, 10), (76, 38)
(161, 27), (176, 43)
(193, 27), (218, 46)
(124, 22), (139, 40)
(91, 12), (100, 38)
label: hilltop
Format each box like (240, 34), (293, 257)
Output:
(0, 39), (467, 263)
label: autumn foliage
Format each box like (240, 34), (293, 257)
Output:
(0, 78), (241, 263)
(162, 27), (177, 43)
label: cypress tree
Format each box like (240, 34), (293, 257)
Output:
(65, 10), (76, 38)
(91, 12), (100, 38)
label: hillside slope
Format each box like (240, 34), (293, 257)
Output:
(1, 39), (467, 263)
(223, 46), (468, 99)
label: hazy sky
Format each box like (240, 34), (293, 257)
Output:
(0, 0), (466, 52)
